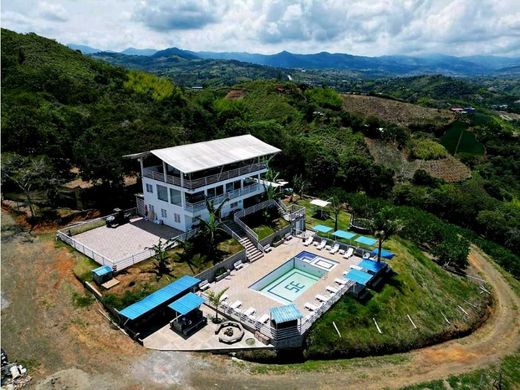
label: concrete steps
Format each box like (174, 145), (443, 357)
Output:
(238, 236), (264, 263)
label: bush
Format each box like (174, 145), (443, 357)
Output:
(304, 87), (343, 110)
(410, 138), (448, 160)
(72, 291), (94, 308)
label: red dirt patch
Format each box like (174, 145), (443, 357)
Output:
(225, 89), (246, 100)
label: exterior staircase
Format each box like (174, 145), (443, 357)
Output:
(223, 220), (264, 263)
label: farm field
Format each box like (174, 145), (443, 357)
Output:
(440, 121), (485, 156)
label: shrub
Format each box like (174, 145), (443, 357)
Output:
(410, 138), (448, 160)
(72, 291), (94, 308)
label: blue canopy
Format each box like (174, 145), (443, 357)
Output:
(371, 248), (395, 259)
(333, 230), (356, 239)
(92, 265), (112, 276)
(358, 259), (387, 274)
(313, 224), (333, 233)
(345, 269), (373, 285)
(355, 236), (378, 246)
(119, 275), (200, 320)
(270, 304), (303, 323)
(168, 293), (204, 315)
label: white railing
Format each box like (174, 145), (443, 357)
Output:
(143, 162), (268, 190)
(57, 231), (114, 267)
(184, 184), (262, 213)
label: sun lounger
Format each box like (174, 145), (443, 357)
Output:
(221, 300), (230, 309)
(221, 294), (228, 302)
(231, 300), (242, 309)
(263, 244), (272, 252)
(315, 294), (329, 302)
(305, 302), (319, 311)
(339, 249), (345, 255)
(330, 243), (340, 254)
(258, 314), (270, 324)
(303, 236), (314, 246)
(244, 307), (256, 317)
(234, 260), (244, 270)
(285, 233), (293, 241)
(343, 247), (354, 259)
(363, 252), (371, 259)
(334, 278), (347, 286)
(326, 285), (338, 294)
(317, 240), (326, 250)
(199, 280), (210, 291)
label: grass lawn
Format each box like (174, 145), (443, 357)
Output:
(440, 121), (485, 156)
(242, 209), (290, 239)
(304, 238), (489, 359)
(400, 353), (520, 390)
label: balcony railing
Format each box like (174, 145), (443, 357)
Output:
(184, 183), (263, 213)
(143, 162), (268, 190)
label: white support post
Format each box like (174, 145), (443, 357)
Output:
(162, 161), (167, 182)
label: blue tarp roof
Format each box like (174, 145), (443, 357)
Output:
(92, 265), (112, 276)
(119, 275), (200, 320)
(333, 230), (356, 239)
(358, 259), (387, 274)
(168, 292), (204, 315)
(270, 304), (303, 323)
(355, 236), (378, 246)
(313, 224), (333, 233)
(371, 248), (395, 259)
(345, 269), (373, 285)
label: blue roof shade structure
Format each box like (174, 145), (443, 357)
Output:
(345, 269), (374, 285)
(313, 225), (333, 233)
(92, 265), (112, 276)
(270, 304), (303, 324)
(355, 236), (378, 246)
(119, 275), (201, 320)
(370, 248), (395, 259)
(358, 259), (387, 274)
(168, 293), (205, 316)
(333, 230), (356, 240)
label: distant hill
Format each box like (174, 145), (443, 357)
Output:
(120, 47), (157, 56)
(67, 43), (103, 54)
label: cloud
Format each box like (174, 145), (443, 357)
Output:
(134, 0), (225, 31)
(39, 1), (68, 22)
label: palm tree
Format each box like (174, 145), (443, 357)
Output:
(262, 168), (281, 201)
(195, 197), (229, 261)
(206, 287), (229, 323)
(329, 197), (344, 232)
(370, 207), (403, 262)
(147, 238), (173, 277)
(291, 174), (308, 203)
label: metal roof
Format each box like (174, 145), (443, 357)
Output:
(168, 292), (205, 315)
(313, 224), (333, 233)
(270, 304), (303, 323)
(310, 199), (330, 208)
(333, 230), (356, 239)
(150, 134), (280, 174)
(355, 236), (378, 246)
(358, 259), (387, 274)
(370, 248), (395, 259)
(118, 275), (200, 320)
(344, 269), (373, 285)
(92, 265), (112, 276)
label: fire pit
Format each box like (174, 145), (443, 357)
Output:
(216, 321), (244, 344)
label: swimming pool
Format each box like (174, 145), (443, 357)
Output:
(250, 251), (338, 304)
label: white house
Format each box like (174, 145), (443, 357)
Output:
(127, 135), (281, 232)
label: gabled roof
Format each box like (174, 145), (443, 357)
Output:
(118, 275), (200, 320)
(150, 134), (280, 174)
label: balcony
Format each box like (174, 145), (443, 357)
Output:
(184, 183), (263, 213)
(142, 162), (268, 190)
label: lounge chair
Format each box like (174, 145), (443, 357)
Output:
(199, 280), (210, 291)
(221, 300), (230, 309)
(285, 233), (293, 241)
(221, 294), (229, 302)
(258, 314), (270, 324)
(264, 244), (272, 253)
(334, 278), (347, 286)
(234, 260), (244, 270)
(317, 240), (326, 250)
(330, 243), (340, 254)
(326, 285), (338, 294)
(315, 294), (329, 302)
(343, 247), (354, 259)
(305, 302), (319, 311)
(303, 236), (314, 246)
(231, 300), (242, 309)
(363, 252), (371, 259)
(244, 307), (256, 317)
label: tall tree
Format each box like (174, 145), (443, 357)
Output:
(291, 174), (308, 203)
(146, 238), (173, 278)
(195, 197), (228, 261)
(370, 207), (403, 262)
(329, 197), (345, 232)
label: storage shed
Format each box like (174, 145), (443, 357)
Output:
(92, 265), (113, 285)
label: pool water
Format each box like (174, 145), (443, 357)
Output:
(250, 251), (337, 304)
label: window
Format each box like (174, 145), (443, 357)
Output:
(230, 201), (239, 208)
(174, 213), (181, 223)
(169, 188), (182, 206)
(157, 185), (168, 202)
(161, 209), (167, 218)
(146, 183), (153, 193)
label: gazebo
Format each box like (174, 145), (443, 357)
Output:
(310, 198), (330, 219)
(168, 292), (207, 337)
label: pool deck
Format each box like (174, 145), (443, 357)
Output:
(142, 305), (273, 351)
(208, 236), (363, 318)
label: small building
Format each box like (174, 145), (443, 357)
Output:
(269, 304), (303, 348)
(168, 292), (207, 337)
(92, 265), (113, 285)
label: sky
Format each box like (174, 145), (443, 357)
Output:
(2, 0), (520, 57)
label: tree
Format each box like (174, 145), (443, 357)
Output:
(206, 287), (229, 323)
(328, 197), (345, 232)
(370, 207), (403, 262)
(147, 238), (173, 278)
(291, 174), (308, 203)
(431, 234), (469, 269)
(195, 197), (228, 261)
(1, 153), (60, 224)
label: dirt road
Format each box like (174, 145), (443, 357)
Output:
(1, 211), (518, 389)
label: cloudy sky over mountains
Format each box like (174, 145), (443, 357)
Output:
(2, 0), (520, 56)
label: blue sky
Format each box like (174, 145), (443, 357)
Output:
(2, 0), (520, 56)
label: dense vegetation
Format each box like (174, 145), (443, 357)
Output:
(2, 29), (519, 278)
